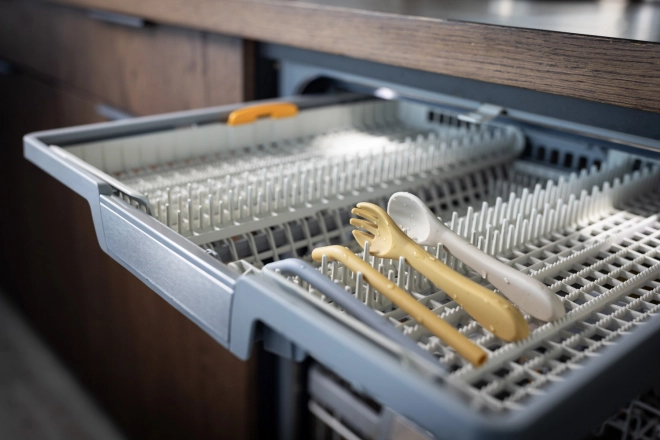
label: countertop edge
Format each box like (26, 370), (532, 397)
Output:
(34, 0), (660, 113)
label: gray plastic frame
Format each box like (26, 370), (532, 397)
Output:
(23, 96), (660, 439)
(23, 94), (354, 347)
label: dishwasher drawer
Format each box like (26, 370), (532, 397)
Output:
(24, 93), (660, 440)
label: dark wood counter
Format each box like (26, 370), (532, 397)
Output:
(38, 0), (660, 113)
(278, 0), (660, 43)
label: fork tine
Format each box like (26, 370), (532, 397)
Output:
(351, 207), (378, 223)
(350, 218), (378, 235)
(352, 230), (374, 249)
(356, 202), (386, 217)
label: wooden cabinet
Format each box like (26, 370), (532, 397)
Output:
(0, 2), (260, 438)
(0, 0), (248, 116)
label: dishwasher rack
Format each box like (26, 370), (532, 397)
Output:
(238, 161), (660, 412)
(23, 95), (660, 439)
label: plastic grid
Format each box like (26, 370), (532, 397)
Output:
(275, 163), (660, 412)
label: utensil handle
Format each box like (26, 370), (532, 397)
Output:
(227, 102), (298, 126)
(312, 246), (487, 367)
(433, 227), (564, 321)
(402, 242), (529, 342)
(264, 259), (442, 366)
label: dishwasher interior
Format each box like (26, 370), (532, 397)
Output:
(24, 94), (660, 439)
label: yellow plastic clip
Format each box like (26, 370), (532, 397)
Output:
(227, 102), (298, 126)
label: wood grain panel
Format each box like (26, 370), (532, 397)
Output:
(0, 73), (260, 439)
(21, 0), (660, 113)
(0, 1), (246, 115)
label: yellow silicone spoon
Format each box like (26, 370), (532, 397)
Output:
(311, 245), (487, 367)
(350, 202), (529, 342)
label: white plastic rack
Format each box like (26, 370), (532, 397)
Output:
(70, 99), (660, 414)
(26, 97), (660, 439)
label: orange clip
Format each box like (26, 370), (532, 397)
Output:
(227, 102), (298, 126)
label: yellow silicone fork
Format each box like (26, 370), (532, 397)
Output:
(350, 202), (529, 342)
(311, 245), (487, 366)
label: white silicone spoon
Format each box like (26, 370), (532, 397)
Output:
(387, 192), (565, 322)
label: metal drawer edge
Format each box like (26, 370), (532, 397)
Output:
(23, 134), (113, 252)
(100, 195), (237, 346)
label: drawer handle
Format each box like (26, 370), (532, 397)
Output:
(227, 102), (298, 126)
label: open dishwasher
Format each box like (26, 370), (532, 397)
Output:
(24, 81), (660, 439)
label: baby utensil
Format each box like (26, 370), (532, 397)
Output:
(387, 192), (565, 322)
(350, 202), (530, 342)
(311, 245), (487, 367)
